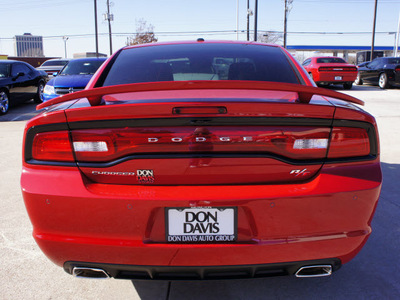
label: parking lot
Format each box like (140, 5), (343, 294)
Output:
(1, 85), (399, 299)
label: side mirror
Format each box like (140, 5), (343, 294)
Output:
(12, 72), (25, 81)
(53, 72), (58, 77)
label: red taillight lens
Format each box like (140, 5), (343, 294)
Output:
(318, 67), (357, 72)
(328, 127), (370, 158)
(395, 67), (400, 73)
(32, 131), (75, 162)
(70, 126), (331, 162)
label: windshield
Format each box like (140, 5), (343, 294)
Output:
(0, 63), (11, 78)
(60, 59), (105, 76)
(41, 60), (69, 67)
(316, 57), (346, 64)
(100, 43), (299, 87)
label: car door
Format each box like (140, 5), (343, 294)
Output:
(363, 58), (382, 83)
(9, 62), (37, 102)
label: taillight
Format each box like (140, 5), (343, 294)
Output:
(328, 127), (370, 158)
(27, 125), (373, 164)
(318, 67), (357, 72)
(32, 131), (75, 162)
(395, 67), (400, 73)
(70, 126), (331, 162)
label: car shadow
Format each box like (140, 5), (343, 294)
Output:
(0, 100), (41, 122)
(323, 84), (398, 91)
(132, 162), (400, 299)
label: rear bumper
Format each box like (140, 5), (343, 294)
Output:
(64, 258), (342, 280)
(21, 161), (381, 271)
(314, 72), (357, 83)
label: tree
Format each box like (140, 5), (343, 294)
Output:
(258, 32), (283, 45)
(126, 19), (158, 45)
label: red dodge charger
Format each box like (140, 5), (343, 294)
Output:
(21, 41), (381, 280)
(302, 56), (358, 89)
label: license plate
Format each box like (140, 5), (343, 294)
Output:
(335, 76), (342, 80)
(166, 207), (237, 243)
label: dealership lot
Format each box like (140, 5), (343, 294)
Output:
(1, 85), (399, 299)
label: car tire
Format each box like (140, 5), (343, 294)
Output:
(0, 89), (9, 115)
(354, 73), (363, 85)
(378, 73), (390, 89)
(34, 82), (45, 104)
(343, 82), (353, 90)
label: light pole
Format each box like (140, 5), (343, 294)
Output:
(236, 0), (239, 40)
(105, 0), (113, 55)
(94, 0), (99, 57)
(63, 36), (69, 58)
(283, 0), (293, 49)
(370, 0), (378, 61)
(247, 0), (253, 41)
(395, 11), (400, 57)
(254, 0), (258, 41)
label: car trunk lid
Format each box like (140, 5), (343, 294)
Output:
(64, 89), (337, 185)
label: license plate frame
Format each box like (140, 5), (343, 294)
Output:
(165, 207), (237, 243)
(334, 76), (343, 80)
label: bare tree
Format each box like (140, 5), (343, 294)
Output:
(126, 19), (158, 45)
(258, 32), (283, 45)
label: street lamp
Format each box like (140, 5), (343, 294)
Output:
(94, 0), (99, 57)
(63, 36), (69, 58)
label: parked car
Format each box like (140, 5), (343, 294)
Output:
(355, 57), (400, 89)
(36, 58), (70, 77)
(302, 56), (357, 89)
(43, 57), (107, 102)
(22, 41), (381, 280)
(0, 60), (47, 115)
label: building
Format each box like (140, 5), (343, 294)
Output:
(14, 33), (44, 57)
(73, 52), (107, 58)
(287, 45), (400, 64)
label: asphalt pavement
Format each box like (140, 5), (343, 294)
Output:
(1, 85), (399, 299)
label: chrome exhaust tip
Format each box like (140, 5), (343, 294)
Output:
(72, 267), (110, 279)
(295, 265), (332, 278)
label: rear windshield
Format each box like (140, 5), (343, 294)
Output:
(316, 57), (346, 64)
(101, 43), (299, 86)
(41, 60), (69, 67)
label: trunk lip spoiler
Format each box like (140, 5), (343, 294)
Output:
(37, 81), (364, 110)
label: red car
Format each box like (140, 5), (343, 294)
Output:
(302, 56), (358, 89)
(22, 41), (381, 280)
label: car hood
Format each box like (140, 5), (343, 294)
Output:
(49, 74), (93, 88)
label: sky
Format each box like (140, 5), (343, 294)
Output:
(0, 0), (399, 58)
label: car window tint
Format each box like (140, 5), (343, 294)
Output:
(368, 59), (381, 69)
(302, 59), (311, 66)
(42, 60), (69, 67)
(0, 63), (11, 78)
(388, 58), (400, 65)
(60, 60), (105, 75)
(11, 63), (31, 77)
(101, 43), (299, 86)
(316, 57), (346, 64)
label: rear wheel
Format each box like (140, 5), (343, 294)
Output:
(354, 73), (363, 85)
(34, 82), (45, 103)
(343, 82), (353, 90)
(0, 89), (9, 115)
(378, 73), (390, 89)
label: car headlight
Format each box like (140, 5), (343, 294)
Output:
(44, 84), (55, 95)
